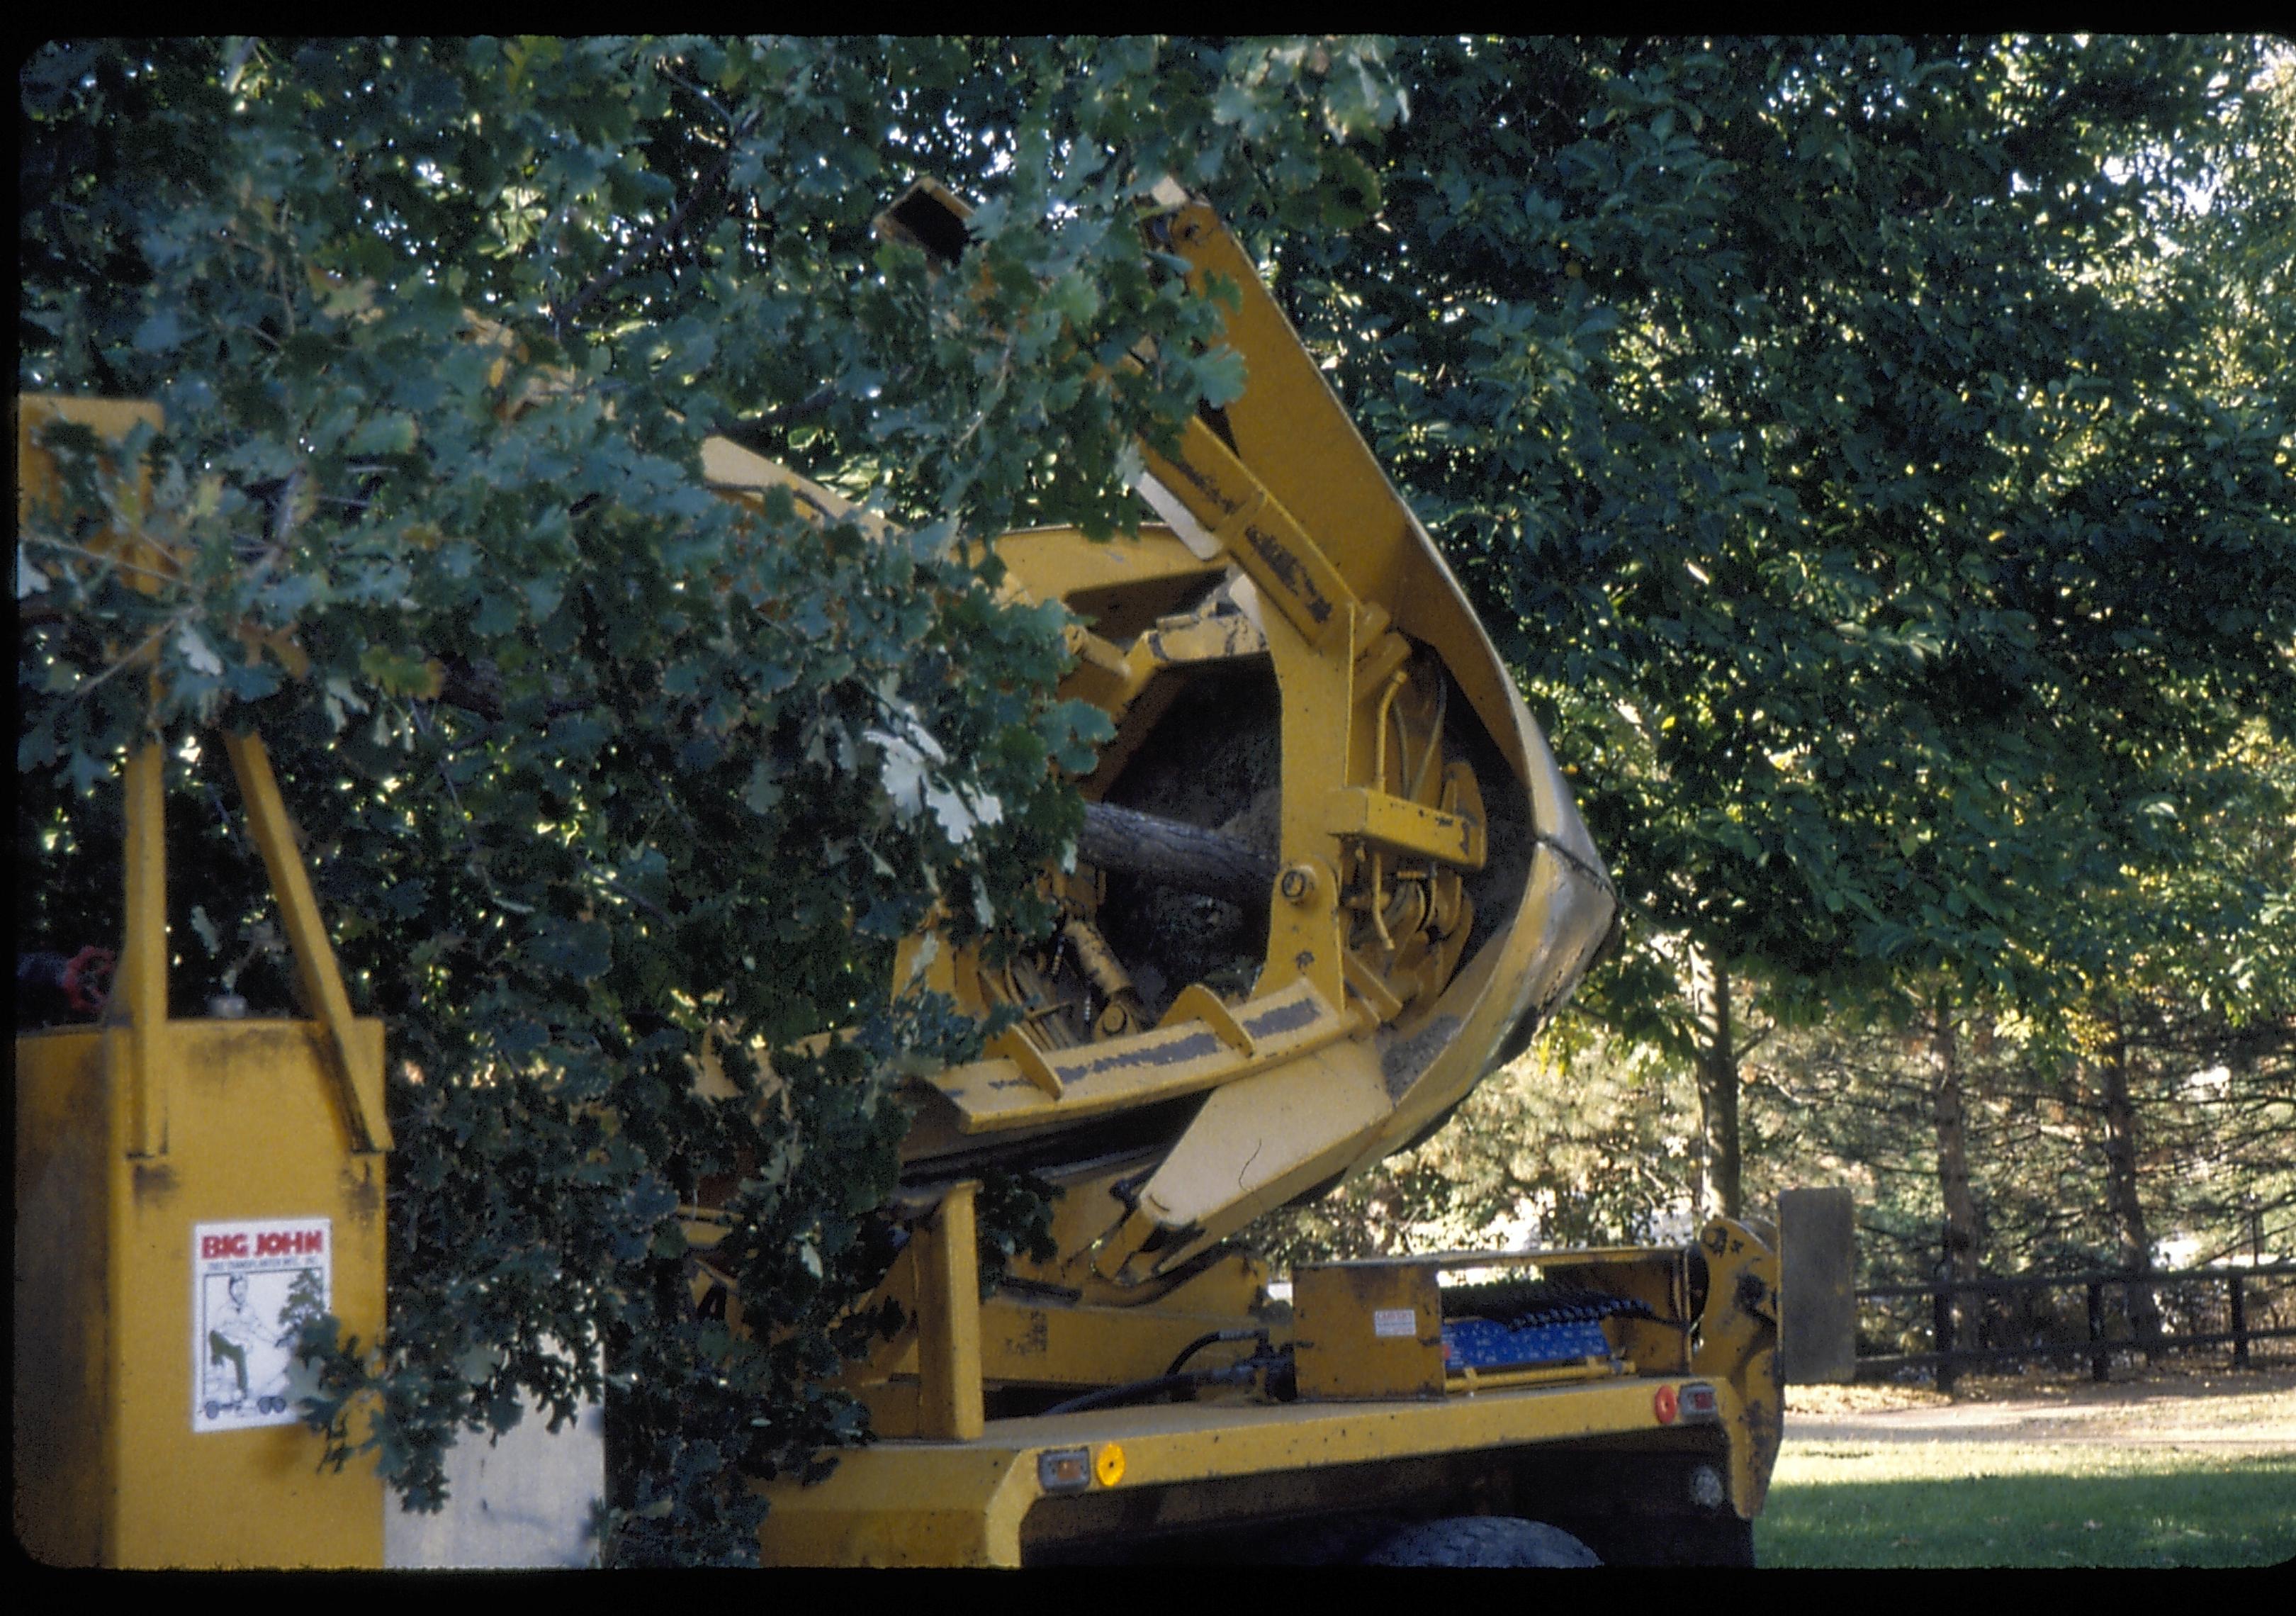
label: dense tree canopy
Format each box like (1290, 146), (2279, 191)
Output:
(1256, 34), (2294, 1230)
(18, 35), (1405, 1563)
(18, 35), (2293, 1563)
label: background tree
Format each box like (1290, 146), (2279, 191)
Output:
(1254, 1030), (1702, 1268)
(1251, 38), (2295, 1309)
(1384, 37), (2283, 1213)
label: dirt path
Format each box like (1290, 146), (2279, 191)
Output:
(1783, 1362), (2296, 1453)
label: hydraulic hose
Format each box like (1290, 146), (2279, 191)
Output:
(1165, 1327), (1269, 1378)
(1041, 1354), (1283, 1417)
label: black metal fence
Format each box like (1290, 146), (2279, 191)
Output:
(1851, 1261), (2296, 1388)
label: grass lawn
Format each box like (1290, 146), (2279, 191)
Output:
(1755, 1442), (2296, 1567)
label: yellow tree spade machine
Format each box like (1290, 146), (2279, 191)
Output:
(686, 182), (1806, 1567)
(17, 184), (1840, 1569)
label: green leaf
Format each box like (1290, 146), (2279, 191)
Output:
(349, 413), (420, 455)
(132, 307), (183, 352)
(1193, 346), (1249, 409)
(358, 646), (441, 697)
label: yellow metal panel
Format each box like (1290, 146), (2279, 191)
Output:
(992, 524), (1227, 642)
(12, 568), (388, 1565)
(1359, 843), (1614, 1173)
(1327, 785), (1487, 870)
(1069, 608), (1272, 798)
(978, 1296), (1265, 1389)
(1157, 210), (1558, 812)
(121, 744), (169, 1157)
(1263, 600), (1356, 1012)
(913, 1183), (984, 1441)
(918, 977), (1348, 1134)
(17, 393), (166, 486)
(1689, 1218), (1783, 1517)
(1137, 608), (1268, 668)
(224, 731), (391, 1152)
(757, 1448), (1035, 1567)
(1158, 982), (1254, 1054)
(1138, 416), (1357, 651)
(698, 434), (891, 539)
(16, 1023), (388, 1567)
(983, 1026), (1065, 1099)
(13, 1031), (111, 1564)
(1292, 1262), (1446, 1400)
(759, 1371), (1731, 1566)
(1011, 1376), (1693, 1481)
(17, 395), (170, 588)
(1567, 1253), (1692, 1378)
(1154, 210), (1416, 602)
(1126, 1035), (1391, 1266)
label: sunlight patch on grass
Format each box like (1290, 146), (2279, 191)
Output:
(1758, 1444), (2296, 1567)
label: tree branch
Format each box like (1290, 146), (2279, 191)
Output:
(553, 115), (755, 337)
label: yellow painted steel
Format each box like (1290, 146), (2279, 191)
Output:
(16, 400), (388, 1566)
(16, 1022), (390, 1567)
(738, 186), (1752, 1565)
(913, 974), (1348, 1133)
(1326, 784), (1486, 870)
(862, 184), (1618, 1298)
(761, 1184), (1775, 1562)
(860, 1292), (1281, 1415)
(1292, 1261), (1448, 1401)
(1448, 1358), (1619, 1393)
(831, 1175), (1277, 1438)
(13, 755), (390, 1565)
(757, 1370), (1741, 1566)
(1119, 1034), (1392, 1273)
(123, 743), (171, 1155)
(223, 731), (393, 1152)
(17, 395), (171, 597)
(1288, 1245), (1696, 1403)
(1137, 413), (1360, 651)
(913, 1182), (986, 1441)
(699, 432), (894, 542)
(1689, 1217), (1785, 1515)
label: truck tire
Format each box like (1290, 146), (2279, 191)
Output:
(1361, 1517), (1602, 1567)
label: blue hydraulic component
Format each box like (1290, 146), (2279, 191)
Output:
(1441, 1315), (1614, 1372)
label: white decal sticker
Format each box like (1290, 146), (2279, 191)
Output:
(192, 1218), (331, 1432)
(1372, 1307), (1418, 1339)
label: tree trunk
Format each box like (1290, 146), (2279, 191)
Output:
(1929, 990), (1985, 1362)
(1694, 952), (1741, 1223)
(2098, 1000), (2163, 1359)
(1077, 801), (1278, 907)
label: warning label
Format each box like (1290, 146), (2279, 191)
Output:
(191, 1218), (330, 1432)
(1372, 1307), (1418, 1339)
